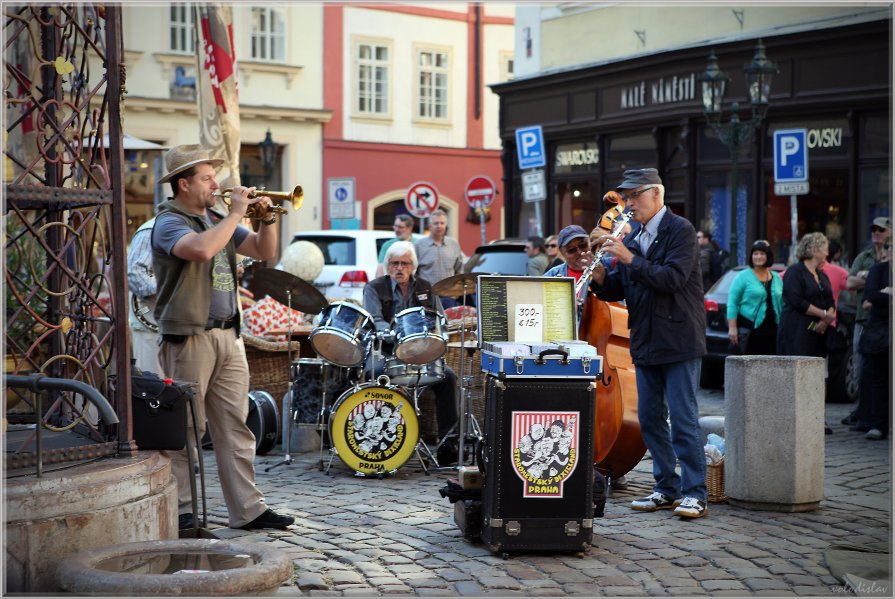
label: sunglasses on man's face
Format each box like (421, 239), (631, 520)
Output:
(564, 242), (590, 254)
(871, 226), (888, 233)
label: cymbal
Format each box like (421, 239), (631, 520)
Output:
(432, 272), (482, 297)
(251, 268), (328, 314)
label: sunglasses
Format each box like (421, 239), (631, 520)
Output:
(871, 226), (888, 233)
(564, 242), (590, 254)
(546, 243), (558, 248)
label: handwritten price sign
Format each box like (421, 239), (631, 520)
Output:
(514, 303), (543, 343)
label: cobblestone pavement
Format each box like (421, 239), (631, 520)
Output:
(197, 390), (890, 597)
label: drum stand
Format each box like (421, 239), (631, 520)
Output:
(265, 289), (299, 473)
(434, 281), (482, 469)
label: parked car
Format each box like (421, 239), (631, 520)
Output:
(701, 265), (856, 403)
(279, 230), (393, 304)
(464, 239), (528, 277)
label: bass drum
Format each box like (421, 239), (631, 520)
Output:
(328, 384), (419, 477)
(247, 390), (280, 455)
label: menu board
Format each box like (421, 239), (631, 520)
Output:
(476, 275), (577, 345)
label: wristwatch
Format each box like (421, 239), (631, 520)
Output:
(261, 216), (277, 226)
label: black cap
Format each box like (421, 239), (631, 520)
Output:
(616, 168), (662, 191)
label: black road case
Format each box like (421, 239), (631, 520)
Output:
(479, 375), (595, 554)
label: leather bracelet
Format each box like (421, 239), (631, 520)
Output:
(261, 216), (277, 226)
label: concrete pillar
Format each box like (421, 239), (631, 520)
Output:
(724, 356), (825, 512)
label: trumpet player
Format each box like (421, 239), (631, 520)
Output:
(151, 144), (295, 531)
(588, 168), (708, 520)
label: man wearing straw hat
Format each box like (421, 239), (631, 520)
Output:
(152, 144), (295, 531)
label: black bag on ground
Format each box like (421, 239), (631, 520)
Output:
(131, 371), (190, 450)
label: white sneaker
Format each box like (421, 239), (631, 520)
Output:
(673, 496), (708, 519)
(630, 491), (681, 512)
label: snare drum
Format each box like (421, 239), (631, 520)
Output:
(328, 383), (419, 476)
(311, 302), (375, 367)
(392, 307), (447, 365)
(383, 357), (445, 387)
(289, 358), (356, 425)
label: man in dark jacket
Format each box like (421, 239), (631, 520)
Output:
(363, 240), (459, 464)
(589, 168), (708, 519)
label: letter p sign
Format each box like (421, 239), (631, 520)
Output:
(515, 125), (546, 170)
(774, 129), (808, 183)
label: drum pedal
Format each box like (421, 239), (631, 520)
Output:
(459, 465), (483, 490)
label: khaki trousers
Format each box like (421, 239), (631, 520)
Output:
(160, 328), (266, 528)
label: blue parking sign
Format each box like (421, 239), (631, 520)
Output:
(774, 129), (808, 182)
(515, 125), (546, 170)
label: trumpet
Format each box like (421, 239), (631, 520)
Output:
(213, 185), (304, 219)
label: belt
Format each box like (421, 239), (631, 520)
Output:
(205, 317), (237, 330)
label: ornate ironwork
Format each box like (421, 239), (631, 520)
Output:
(4, 4), (133, 474)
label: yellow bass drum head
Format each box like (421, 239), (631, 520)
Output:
(329, 384), (419, 476)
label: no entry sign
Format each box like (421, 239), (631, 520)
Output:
(464, 175), (496, 209)
(405, 181), (440, 218)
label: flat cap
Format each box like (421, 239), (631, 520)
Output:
(616, 168), (662, 191)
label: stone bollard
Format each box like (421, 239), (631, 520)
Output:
(725, 355), (825, 512)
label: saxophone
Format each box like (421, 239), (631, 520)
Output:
(574, 209), (634, 303)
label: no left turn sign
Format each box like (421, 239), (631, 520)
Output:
(405, 181), (440, 218)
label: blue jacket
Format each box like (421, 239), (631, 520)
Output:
(593, 209), (706, 366)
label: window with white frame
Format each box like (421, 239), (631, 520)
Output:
(169, 4), (195, 53)
(355, 40), (390, 116)
(499, 50), (514, 82)
(251, 7), (285, 62)
(416, 48), (449, 121)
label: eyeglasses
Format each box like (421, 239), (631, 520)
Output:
(546, 243), (558, 248)
(389, 261), (413, 268)
(564, 242), (590, 254)
(871, 226), (888, 233)
(624, 186), (656, 201)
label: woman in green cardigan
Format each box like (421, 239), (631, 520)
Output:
(726, 240), (783, 355)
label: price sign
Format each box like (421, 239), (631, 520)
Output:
(514, 303), (543, 343)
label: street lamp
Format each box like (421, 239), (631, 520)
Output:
(258, 129), (278, 186)
(698, 40), (777, 266)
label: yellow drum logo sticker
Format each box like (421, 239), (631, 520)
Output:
(330, 385), (419, 476)
(511, 411), (579, 498)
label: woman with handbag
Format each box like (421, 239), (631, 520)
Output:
(858, 241), (891, 441)
(726, 240), (783, 355)
(777, 232), (837, 434)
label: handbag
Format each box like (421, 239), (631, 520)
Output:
(131, 370), (191, 450)
(859, 319), (889, 355)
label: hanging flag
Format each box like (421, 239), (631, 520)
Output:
(195, 4), (240, 189)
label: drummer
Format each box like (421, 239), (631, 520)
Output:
(362, 240), (460, 465)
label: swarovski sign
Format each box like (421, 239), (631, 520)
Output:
(620, 73), (697, 109)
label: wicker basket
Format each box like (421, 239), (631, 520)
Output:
(242, 332), (296, 409)
(444, 345), (485, 425)
(706, 459), (727, 503)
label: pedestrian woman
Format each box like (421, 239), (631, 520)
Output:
(777, 232), (836, 434)
(726, 240), (783, 355)
(544, 234), (564, 269)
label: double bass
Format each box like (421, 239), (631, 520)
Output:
(580, 191), (646, 483)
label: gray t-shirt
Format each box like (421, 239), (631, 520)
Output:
(153, 212), (249, 320)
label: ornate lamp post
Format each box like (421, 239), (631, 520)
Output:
(698, 40), (777, 265)
(258, 129), (278, 187)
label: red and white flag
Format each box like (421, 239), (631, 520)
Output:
(195, 4), (241, 188)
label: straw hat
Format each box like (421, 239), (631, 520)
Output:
(158, 144), (224, 183)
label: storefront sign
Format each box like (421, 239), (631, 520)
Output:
(554, 142), (599, 174)
(620, 73), (697, 110)
(806, 127), (843, 149)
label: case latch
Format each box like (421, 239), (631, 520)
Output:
(582, 356), (591, 374)
(564, 521), (580, 536)
(505, 521), (521, 536)
(514, 355), (524, 375)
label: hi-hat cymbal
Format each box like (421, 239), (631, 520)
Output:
(251, 268), (328, 314)
(432, 272), (482, 297)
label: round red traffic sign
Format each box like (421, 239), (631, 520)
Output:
(405, 181), (440, 218)
(464, 175), (496, 209)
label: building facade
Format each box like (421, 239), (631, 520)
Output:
(495, 6), (891, 266)
(322, 3), (514, 253)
